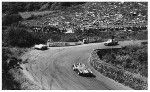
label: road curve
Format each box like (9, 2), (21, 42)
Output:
(21, 40), (145, 90)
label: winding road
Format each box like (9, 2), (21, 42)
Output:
(21, 40), (145, 90)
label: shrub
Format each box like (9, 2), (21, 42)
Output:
(2, 48), (12, 72)
(90, 46), (148, 90)
(136, 48), (147, 64)
(2, 14), (22, 26)
(66, 37), (79, 42)
(2, 68), (21, 90)
(5, 27), (44, 47)
(7, 28), (32, 47)
(51, 35), (61, 42)
(90, 50), (147, 90)
(104, 44), (147, 77)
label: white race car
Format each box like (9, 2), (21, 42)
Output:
(104, 39), (118, 46)
(72, 63), (94, 77)
(34, 44), (48, 50)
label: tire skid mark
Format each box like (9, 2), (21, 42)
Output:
(28, 49), (61, 89)
(51, 72), (68, 90)
(53, 52), (112, 90)
(40, 48), (66, 89)
(28, 55), (43, 87)
(22, 41), (145, 90)
(49, 73), (54, 89)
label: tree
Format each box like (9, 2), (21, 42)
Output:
(2, 14), (22, 26)
(4, 2), (23, 14)
(6, 27), (35, 47)
(74, 28), (83, 36)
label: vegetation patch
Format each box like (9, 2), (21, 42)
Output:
(2, 68), (41, 90)
(2, 47), (40, 90)
(102, 44), (148, 77)
(2, 14), (22, 26)
(3, 27), (45, 47)
(90, 45), (148, 90)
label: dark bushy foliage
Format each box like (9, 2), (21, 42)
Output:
(5, 27), (45, 47)
(2, 47), (28, 90)
(66, 37), (79, 42)
(3, 69), (21, 90)
(90, 51), (147, 90)
(2, 48), (12, 72)
(51, 34), (61, 42)
(7, 28), (32, 47)
(2, 14), (22, 26)
(101, 45), (148, 77)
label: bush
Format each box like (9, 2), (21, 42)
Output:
(2, 48), (12, 72)
(2, 47), (26, 73)
(7, 28), (32, 47)
(2, 68), (21, 90)
(2, 14), (22, 26)
(51, 34), (61, 42)
(2, 47), (30, 90)
(5, 27), (44, 47)
(66, 37), (79, 42)
(102, 44), (148, 77)
(90, 50), (147, 90)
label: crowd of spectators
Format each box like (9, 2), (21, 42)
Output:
(21, 2), (147, 32)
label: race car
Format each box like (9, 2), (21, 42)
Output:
(104, 39), (118, 46)
(34, 44), (48, 50)
(72, 63), (94, 77)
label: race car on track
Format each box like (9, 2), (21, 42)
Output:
(72, 63), (95, 77)
(104, 39), (118, 46)
(34, 44), (48, 50)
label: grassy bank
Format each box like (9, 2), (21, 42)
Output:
(2, 68), (40, 90)
(2, 47), (40, 90)
(90, 47), (147, 90)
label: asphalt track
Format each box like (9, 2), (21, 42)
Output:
(21, 40), (146, 90)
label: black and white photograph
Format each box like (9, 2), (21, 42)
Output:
(2, 1), (148, 90)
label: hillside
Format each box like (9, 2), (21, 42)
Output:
(2, 2), (148, 90)
(2, 2), (85, 13)
(20, 2), (148, 31)
(2, 2), (148, 46)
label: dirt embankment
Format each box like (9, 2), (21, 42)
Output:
(90, 49), (147, 90)
(2, 47), (41, 90)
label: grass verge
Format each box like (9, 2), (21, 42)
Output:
(90, 49), (147, 90)
(2, 47), (40, 90)
(2, 68), (41, 90)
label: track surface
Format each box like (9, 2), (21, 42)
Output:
(21, 40), (145, 90)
